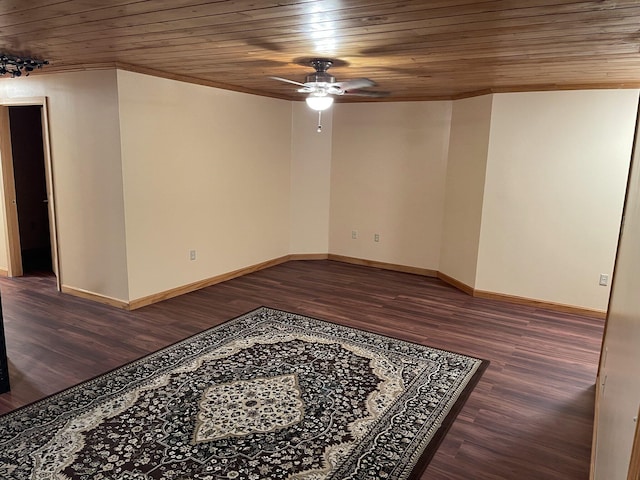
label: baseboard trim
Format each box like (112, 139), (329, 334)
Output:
(0, 268), (7, 277)
(288, 253), (329, 261)
(435, 271), (606, 318)
(61, 285), (129, 310)
(472, 289), (607, 319)
(128, 255), (292, 310)
(61, 255), (324, 311)
(60, 256), (607, 318)
(327, 254), (438, 277)
(436, 272), (474, 295)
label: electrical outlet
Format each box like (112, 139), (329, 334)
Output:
(351, 230), (358, 239)
(190, 250), (196, 261)
(599, 273), (609, 286)
(374, 233), (380, 242)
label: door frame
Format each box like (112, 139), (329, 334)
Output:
(591, 97), (640, 479)
(0, 97), (61, 290)
(628, 405), (640, 480)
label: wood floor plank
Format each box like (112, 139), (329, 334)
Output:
(0, 260), (602, 479)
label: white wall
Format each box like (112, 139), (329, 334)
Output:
(0, 71), (129, 301)
(117, 70), (292, 301)
(476, 90), (638, 311)
(439, 95), (492, 287)
(594, 108), (640, 479)
(329, 101), (452, 270)
(290, 103), (332, 254)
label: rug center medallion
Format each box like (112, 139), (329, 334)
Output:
(193, 373), (304, 443)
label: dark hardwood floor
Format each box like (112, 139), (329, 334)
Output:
(0, 260), (602, 479)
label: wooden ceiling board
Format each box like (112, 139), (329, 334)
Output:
(1, 0), (640, 100)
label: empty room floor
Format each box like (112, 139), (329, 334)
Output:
(0, 260), (602, 479)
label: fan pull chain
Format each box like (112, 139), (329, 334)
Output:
(317, 110), (322, 133)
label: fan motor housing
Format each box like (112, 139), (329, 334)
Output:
(305, 71), (336, 84)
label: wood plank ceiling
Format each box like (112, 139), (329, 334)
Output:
(1, 0), (640, 101)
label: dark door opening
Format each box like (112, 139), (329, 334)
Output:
(8, 106), (53, 274)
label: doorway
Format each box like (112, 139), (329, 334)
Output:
(0, 98), (60, 288)
(9, 106), (52, 273)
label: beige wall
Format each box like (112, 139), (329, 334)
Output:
(439, 95), (492, 287)
(117, 71), (292, 300)
(329, 101), (452, 270)
(0, 71), (129, 301)
(594, 108), (640, 479)
(0, 71), (635, 312)
(476, 90), (638, 311)
(290, 103), (332, 254)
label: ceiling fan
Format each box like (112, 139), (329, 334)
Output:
(272, 58), (389, 112)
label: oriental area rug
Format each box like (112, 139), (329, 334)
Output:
(0, 307), (488, 480)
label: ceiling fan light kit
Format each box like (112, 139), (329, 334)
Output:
(305, 93), (334, 111)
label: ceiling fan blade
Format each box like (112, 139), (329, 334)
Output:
(334, 78), (376, 90)
(271, 76), (307, 87)
(326, 85), (344, 95)
(343, 90), (391, 98)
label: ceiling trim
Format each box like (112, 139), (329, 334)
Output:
(8, 63), (640, 103)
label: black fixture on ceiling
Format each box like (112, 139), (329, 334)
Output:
(0, 53), (49, 78)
